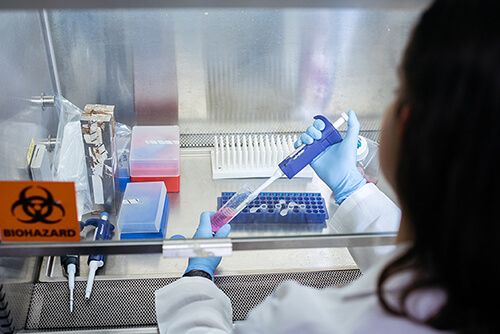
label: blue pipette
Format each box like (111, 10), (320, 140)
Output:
(211, 113), (348, 232)
(84, 212), (114, 299)
(278, 114), (348, 179)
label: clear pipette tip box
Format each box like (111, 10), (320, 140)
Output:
(130, 125), (180, 192)
(117, 181), (169, 239)
(217, 192), (328, 232)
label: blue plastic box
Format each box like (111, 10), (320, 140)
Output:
(118, 151), (130, 191)
(117, 182), (169, 239)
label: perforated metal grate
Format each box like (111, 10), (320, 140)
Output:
(25, 269), (361, 332)
(2, 282), (35, 332)
(216, 269), (362, 322)
(26, 279), (167, 332)
(180, 130), (379, 148)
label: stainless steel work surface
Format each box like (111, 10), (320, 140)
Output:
(39, 148), (390, 282)
(41, 247), (357, 283)
(153, 148), (343, 239)
(112, 148), (396, 240)
(73, 146), (395, 244)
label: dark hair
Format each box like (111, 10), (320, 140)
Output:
(377, 0), (500, 332)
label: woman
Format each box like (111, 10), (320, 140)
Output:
(156, 1), (500, 332)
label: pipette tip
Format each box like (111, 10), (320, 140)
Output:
(85, 282), (92, 300)
(69, 286), (74, 312)
(85, 288), (91, 299)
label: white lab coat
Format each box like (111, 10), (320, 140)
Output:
(155, 183), (452, 333)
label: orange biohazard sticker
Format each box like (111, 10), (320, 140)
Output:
(0, 181), (81, 242)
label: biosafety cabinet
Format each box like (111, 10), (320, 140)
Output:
(0, 1), (428, 332)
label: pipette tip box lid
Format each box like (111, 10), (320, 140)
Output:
(130, 125), (180, 192)
(117, 181), (169, 239)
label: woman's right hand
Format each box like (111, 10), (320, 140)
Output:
(295, 110), (366, 204)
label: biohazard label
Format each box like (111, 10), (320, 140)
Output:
(0, 181), (80, 242)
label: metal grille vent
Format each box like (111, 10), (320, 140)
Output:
(25, 269), (361, 332)
(181, 130), (379, 148)
(215, 269), (362, 322)
(2, 282), (34, 332)
(26, 279), (166, 332)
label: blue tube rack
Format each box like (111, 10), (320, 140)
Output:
(217, 192), (328, 232)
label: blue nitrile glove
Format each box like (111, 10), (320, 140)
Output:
(184, 211), (232, 280)
(295, 110), (366, 204)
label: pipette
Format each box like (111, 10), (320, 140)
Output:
(84, 212), (114, 299)
(211, 113), (348, 232)
(60, 221), (84, 312)
(60, 255), (79, 312)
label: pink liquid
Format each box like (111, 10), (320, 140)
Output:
(210, 172), (282, 232)
(211, 207), (236, 232)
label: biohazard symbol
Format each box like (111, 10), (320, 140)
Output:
(11, 186), (65, 224)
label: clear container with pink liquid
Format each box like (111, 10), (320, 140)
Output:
(210, 183), (257, 233)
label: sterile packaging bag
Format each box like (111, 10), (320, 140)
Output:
(52, 94), (92, 220)
(116, 122), (132, 191)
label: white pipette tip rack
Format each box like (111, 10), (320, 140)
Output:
(211, 134), (314, 179)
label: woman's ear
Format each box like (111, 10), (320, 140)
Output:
(397, 105), (411, 138)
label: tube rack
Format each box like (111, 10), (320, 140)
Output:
(211, 134), (314, 179)
(217, 192), (328, 232)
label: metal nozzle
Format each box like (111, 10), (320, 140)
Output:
(30, 93), (55, 111)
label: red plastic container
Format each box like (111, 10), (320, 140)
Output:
(130, 126), (180, 192)
(130, 175), (180, 192)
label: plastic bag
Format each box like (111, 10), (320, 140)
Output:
(115, 122), (132, 191)
(52, 94), (92, 220)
